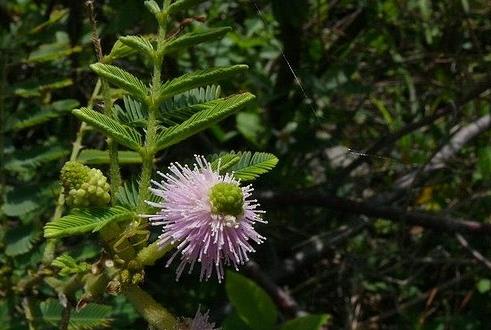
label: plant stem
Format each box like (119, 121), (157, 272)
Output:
(123, 285), (178, 330)
(136, 242), (173, 266)
(136, 14), (168, 214)
(86, 0), (122, 198)
(0, 55), (7, 204)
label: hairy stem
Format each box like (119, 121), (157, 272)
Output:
(136, 15), (167, 214)
(86, 0), (122, 197)
(123, 285), (178, 330)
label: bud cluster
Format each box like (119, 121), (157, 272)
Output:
(60, 161), (111, 207)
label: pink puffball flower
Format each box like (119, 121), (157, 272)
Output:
(144, 155), (266, 282)
(180, 308), (217, 330)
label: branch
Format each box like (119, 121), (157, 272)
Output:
(243, 261), (305, 319)
(261, 190), (491, 235)
(455, 233), (491, 271)
(338, 75), (491, 179)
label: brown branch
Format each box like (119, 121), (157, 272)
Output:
(261, 190), (491, 235)
(243, 261), (305, 319)
(455, 233), (491, 271)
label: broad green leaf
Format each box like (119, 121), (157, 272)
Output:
(155, 93), (255, 151)
(280, 315), (331, 330)
(44, 206), (134, 239)
(73, 107), (143, 150)
(78, 149), (142, 165)
(119, 35), (154, 59)
(165, 27), (231, 54)
(5, 224), (41, 256)
(157, 65), (248, 103)
(90, 63), (148, 100)
(226, 271), (278, 330)
(167, 0), (204, 15)
(159, 85), (221, 125)
(6, 99), (79, 131)
(225, 152), (278, 181)
(40, 299), (112, 329)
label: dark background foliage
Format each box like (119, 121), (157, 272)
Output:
(1, 0), (491, 328)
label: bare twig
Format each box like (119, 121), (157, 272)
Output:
(455, 233), (491, 271)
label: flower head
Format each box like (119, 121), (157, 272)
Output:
(180, 308), (217, 330)
(144, 155), (266, 282)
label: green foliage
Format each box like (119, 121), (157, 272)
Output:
(157, 65), (248, 102)
(155, 93), (255, 151)
(51, 254), (90, 276)
(280, 315), (331, 330)
(114, 96), (148, 127)
(217, 151), (278, 181)
(119, 35), (154, 60)
(44, 207), (134, 239)
(40, 299), (112, 329)
(167, 0), (204, 15)
(73, 107), (143, 150)
(78, 149), (142, 165)
(225, 271), (277, 330)
(165, 27), (232, 54)
(90, 63), (148, 101)
(5, 224), (41, 257)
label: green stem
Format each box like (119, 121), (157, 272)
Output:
(136, 15), (168, 214)
(123, 285), (178, 330)
(136, 242), (173, 266)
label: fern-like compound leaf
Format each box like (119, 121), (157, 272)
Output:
(157, 65), (248, 103)
(159, 85), (221, 125)
(164, 27), (231, 54)
(214, 151), (279, 181)
(155, 92), (255, 151)
(40, 299), (112, 329)
(119, 35), (154, 59)
(114, 96), (148, 127)
(90, 63), (148, 101)
(44, 206), (135, 239)
(73, 107), (143, 151)
(105, 39), (136, 62)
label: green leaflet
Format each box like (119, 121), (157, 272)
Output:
(279, 315), (331, 330)
(155, 93), (255, 151)
(226, 271), (278, 330)
(5, 145), (69, 174)
(164, 27), (231, 54)
(159, 85), (221, 125)
(40, 299), (112, 329)
(213, 151), (279, 181)
(119, 35), (154, 59)
(6, 99), (79, 131)
(105, 39), (136, 62)
(90, 63), (148, 100)
(167, 0), (204, 15)
(157, 65), (248, 103)
(43, 206), (135, 239)
(114, 96), (148, 127)
(78, 149), (142, 165)
(51, 254), (90, 276)
(5, 224), (41, 257)
(73, 107), (143, 151)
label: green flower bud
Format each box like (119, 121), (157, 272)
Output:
(209, 182), (244, 217)
(60, 161), (111, 208)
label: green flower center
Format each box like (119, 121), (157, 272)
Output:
(209, 182), (244, 218)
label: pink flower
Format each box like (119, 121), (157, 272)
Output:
(145, 155), (266, 282)
(182, 308), (217, 330)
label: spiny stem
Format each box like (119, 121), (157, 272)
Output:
(136, 13), (168, 214)
(86, 0), (122, 198)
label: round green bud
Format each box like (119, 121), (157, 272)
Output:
(209, 182), (244, 217)
(60, 161), (111, 208)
